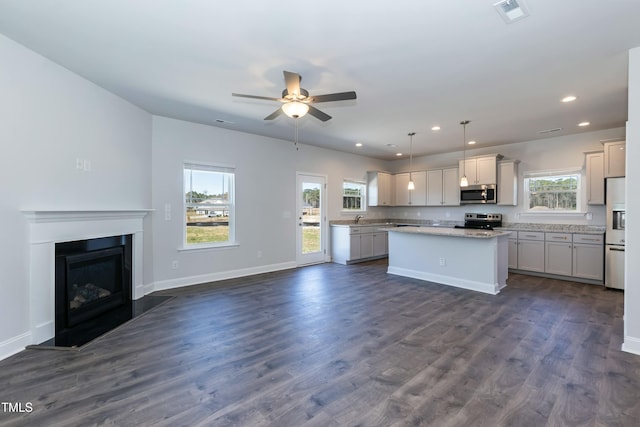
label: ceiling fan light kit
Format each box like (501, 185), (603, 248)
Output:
(282, 101), (309, 119)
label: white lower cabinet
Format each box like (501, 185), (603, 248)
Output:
(516, 232), (545, 272)
(572, 234), (604, 281)
(332, 225), (388, 265)
(372, 232), (388, 257)
(508, 237), (518, 269)
(545, 233), (573, 276)
(509, 230), (604, 283)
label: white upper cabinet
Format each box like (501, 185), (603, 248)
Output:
(603, 140), (626, 178)
(497, 160), (519, 205)
(394, 172), (426, 206)
(459, 155), (499, 185)
(442, 168), (461, 205)
(585, 152), (605, 205)
(427, 168), (460, 206)
(367, 171), (393, 206)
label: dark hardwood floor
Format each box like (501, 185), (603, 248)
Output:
(2, 259), (639, 426)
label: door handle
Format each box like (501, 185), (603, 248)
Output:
(610, 247), (625, 252)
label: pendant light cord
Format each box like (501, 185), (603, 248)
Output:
(408, 132), (415, 176)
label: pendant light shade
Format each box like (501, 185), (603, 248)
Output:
(407, 132), (416, 190)
(460, 120), (470, 187)
(282, 101), (309, 118)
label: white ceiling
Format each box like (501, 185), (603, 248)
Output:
(1, 0), (639, 159)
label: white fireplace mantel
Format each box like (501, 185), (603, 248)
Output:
(23, 209), (151, 345)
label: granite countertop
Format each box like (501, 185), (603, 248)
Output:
(330, 219), (461, 227)
(330, 219), (605, 234)
(382, 226), (511, 239)
(497, 223), (605, 234)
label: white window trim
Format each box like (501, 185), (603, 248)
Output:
(341, 179), (367, 214)
(183, 161), (237, 250)
(522, 167), (584, 215)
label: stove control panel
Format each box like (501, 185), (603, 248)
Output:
(464, 213), (502, 221)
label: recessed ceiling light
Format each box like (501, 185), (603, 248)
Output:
(396, 153), (403, 157)
(578, 121), (591, 127)
(355, 142), (363, 147)
(468, 140), (476, 145)
(431, 126), (441, 131)
(561, 95), (577, 103)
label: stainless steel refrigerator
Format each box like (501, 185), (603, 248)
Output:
(605, 177), (625, 289)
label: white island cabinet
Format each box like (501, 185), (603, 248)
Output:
(384, 227), (511, 295)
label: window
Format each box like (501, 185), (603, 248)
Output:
(524, 171), (581, 212)
(342, 180), (366, 212)
(184, 163), (235, 247)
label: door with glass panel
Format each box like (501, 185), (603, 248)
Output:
(296, 173), (326, 265)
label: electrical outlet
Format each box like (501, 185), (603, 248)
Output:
(76, 158), (84, 170)
(257, 250), (263, 258)
(439, 257), (446, 266)
(164, 203), (171, 221)
(172, 260), (179, 270)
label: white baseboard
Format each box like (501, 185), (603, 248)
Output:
(622, 336), (640, 355)
(150, 261), (297, 293)
(387, 266), (502, 295)
(0, 331), (32, 362)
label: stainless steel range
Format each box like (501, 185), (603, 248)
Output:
(455, 213), (503, 230)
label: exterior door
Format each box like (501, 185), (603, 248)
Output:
(296, 173), (326, 266)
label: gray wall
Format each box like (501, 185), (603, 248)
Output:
(624, 47), (639, 354)
(150, 116), (389, 290)
(0, 34), (152, 357)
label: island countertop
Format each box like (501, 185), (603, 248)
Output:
(382, 226), (512, 239)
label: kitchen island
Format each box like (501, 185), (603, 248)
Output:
(384, 226), (511, 295)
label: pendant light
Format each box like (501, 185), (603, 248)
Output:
(460, 120), (470, 187)
(407, 132), (416, 190)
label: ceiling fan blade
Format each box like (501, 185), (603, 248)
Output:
(232, 93), (283, 101)
(283, 71), (302, 97)
(264, 108), (283, 120)
(307, 105), (332, 122)
(309, 91), (357, 103)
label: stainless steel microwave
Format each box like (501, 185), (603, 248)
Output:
(460, 184), (497, 204)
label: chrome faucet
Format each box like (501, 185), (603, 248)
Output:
(354, 215), (364, 224)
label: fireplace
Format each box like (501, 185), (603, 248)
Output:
(21, 210), (149, 353)
(54, 235), (133, 346)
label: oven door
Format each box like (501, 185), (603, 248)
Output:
(460, 185), (496, 204)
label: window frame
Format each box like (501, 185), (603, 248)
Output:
(523, 168), (583, 214)
(341, 179), (367, 213)
(183, 162), (237, 250)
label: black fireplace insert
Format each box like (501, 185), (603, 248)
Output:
(54, 235), (132, 347)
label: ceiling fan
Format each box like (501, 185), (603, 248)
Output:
(232, 70), (357, 122)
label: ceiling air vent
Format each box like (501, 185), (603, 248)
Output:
(538, 127), (563, 135)
(494, 0), (530, 24)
